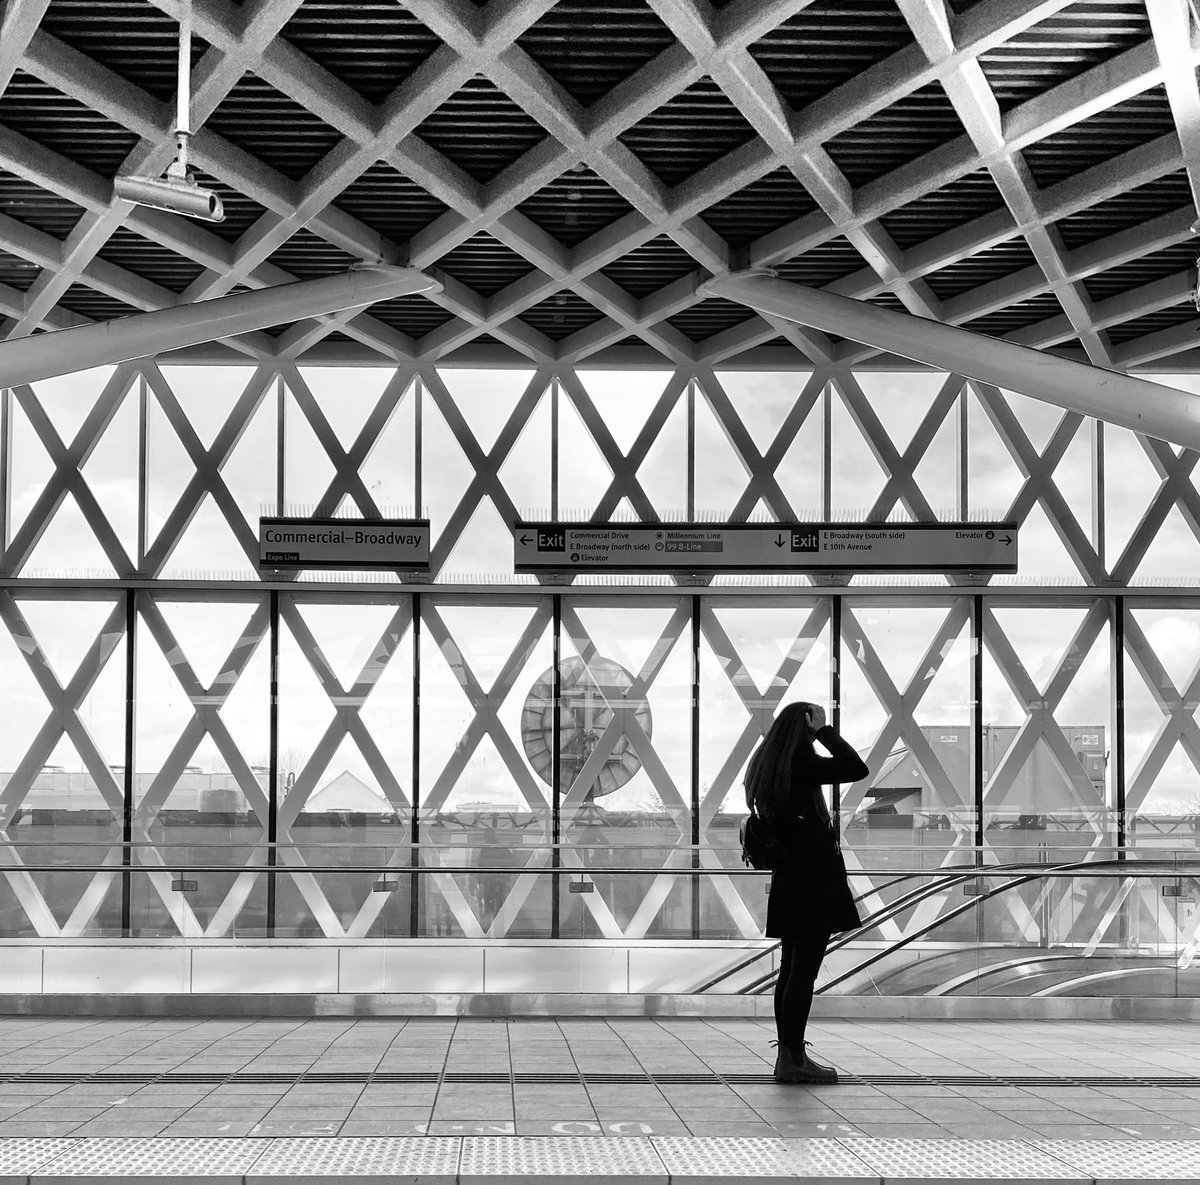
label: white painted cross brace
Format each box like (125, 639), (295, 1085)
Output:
(701, 270), (1200, 451)
(0, 266), (441, 388)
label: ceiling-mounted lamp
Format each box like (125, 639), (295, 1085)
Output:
(113, 0), (224, 222)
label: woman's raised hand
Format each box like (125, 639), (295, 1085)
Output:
(806, 703), (827, 733)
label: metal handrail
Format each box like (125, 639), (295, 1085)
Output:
(2, 860), (1199, 875)
(2, 858), (1198, 875)
(695, 857), (1200, 993)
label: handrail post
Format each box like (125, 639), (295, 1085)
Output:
(690, 594), (701, 941)
(411, 589), (421, 939)
(551, 592), (562, 940)
(267, 589), (279, 939)
(120, 588), (136, 938)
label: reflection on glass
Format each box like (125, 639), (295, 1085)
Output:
(839, 600), (974, 872)
(834, 870), (1193, 1000)
(133, 597), (270, 940)
(558, 600), (693, 939)
(132, 594), (270, 937)
(697, 598), (832, 938)
(983, 601), (1114, 863)
(1124, 604), (1200, 850)
(0, 596), (126, 936)
(276, 596), (414, 938)
(419, 598), (553, 938)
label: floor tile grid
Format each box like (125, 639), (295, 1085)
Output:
(0, 1020), (1197, 1142)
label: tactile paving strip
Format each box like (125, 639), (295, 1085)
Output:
(648, 1137), (793, 1183)
(246, 1136), (460, 1184)
(31, 1137), (269, 1185)
(837, 1139), (1091, 1184)
(1034, 1139), (1200, 1182)
(459, 1136), (667, 1184)
(0, 1139), (78, 1184)
(652, 1136), (879, 1183)
(779, 1140), (884, 1183)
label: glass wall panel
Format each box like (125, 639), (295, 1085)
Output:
(697, 597), (831, 938)
(146, 366), (267, 580)
(424, 370), (550, 580)
(276, 594), (414, 938)
(563, 371), (680, 522)
(1124, 602), (1200, 851)
(9, 360), (1200, 985)
(558, 598), (693, 939)
(5, 368), (138, 579)
(132, 593), (270, 936)
(0, 593), (126, 936)
(829, 376), (890, 518)
(419, 597), (553, 938)
(838, 597), (977, 952)
(712, 372), (825, 519)
(982, 600), (1115, 865)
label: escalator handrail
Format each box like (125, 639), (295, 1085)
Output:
(701, 856), (1125, 994)
(740, 855), (1138, 995)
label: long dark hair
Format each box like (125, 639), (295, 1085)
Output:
(744, 701), (817, 820)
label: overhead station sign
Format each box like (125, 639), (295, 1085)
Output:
(259, 517), (430, 570)
(513, 521), (1017, 574)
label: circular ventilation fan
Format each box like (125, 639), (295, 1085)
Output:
(521, 655), (653, 799)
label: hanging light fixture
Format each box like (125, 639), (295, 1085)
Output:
(113, 0), (224, 222)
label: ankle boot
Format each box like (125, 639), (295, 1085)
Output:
(772, 1040), (838, 1084)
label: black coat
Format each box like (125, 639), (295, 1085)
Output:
(763, 725), (869, 939)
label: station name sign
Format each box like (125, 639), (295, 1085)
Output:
(259, 517), (430, 570)
(513, 521), (1017, 574)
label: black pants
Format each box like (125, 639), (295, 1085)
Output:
(774, 932), (830, 1050)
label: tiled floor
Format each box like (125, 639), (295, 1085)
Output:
(0, 1016), (1194, 1141)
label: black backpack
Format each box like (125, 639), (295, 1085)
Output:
(739, 810), (785, 870)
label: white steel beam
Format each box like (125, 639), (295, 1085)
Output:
(703, 270), (1200, 448)
(0, 266), (439, 387)
(1147, 0), (1200, 223)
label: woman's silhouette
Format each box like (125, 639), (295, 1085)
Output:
(744, 701), (868, 1084)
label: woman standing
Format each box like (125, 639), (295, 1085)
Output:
(744, 701), (868, 1084)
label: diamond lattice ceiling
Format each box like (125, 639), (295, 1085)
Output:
(0, 0), (1199, 370)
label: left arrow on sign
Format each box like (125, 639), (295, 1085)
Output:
(519, 535), (531, 545)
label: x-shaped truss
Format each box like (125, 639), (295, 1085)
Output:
(419, 597), (553, 939)
(420, 366), (552, 572)
(838, 599), (990, 938)
(554, 600), (694, 940)
(141, 362), (276, 575)
(0, 592), (125, 937)
(1124, 607), (1200, 814)
(4, 364), (140, 577)
(5, 355), (1200, 598)
(276, 594), (415, 939)
(698, 370), (827, 522)
(983, 600), (1112, 840)
(133, 592), (270, 937)
(280, 364), (418, 520)
(696, 598), (830, 938)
